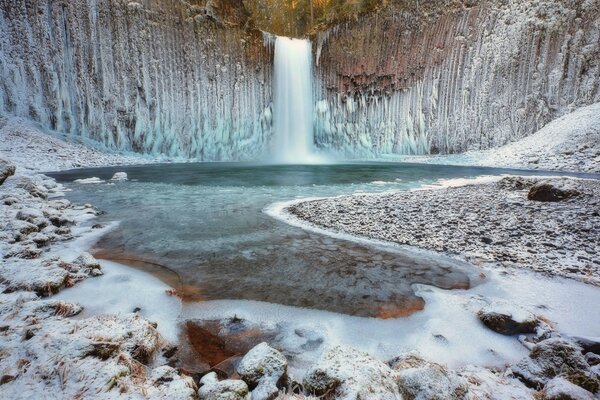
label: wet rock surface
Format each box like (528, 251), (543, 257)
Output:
(289, 177), (600, 285)
(477, 300), (540, 335)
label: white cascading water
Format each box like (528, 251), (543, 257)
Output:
(271, 37), (318, 164)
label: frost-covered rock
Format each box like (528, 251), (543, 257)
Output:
(237, 342), (288, 400)
(0, 158), (15, 185)
(303, 345), (401, 399)
(512, 338), (599, 392)
(199, 372), (250, 400)
(390, 354), (470, 400)
(74, 177), (105, 184)
(150, 366), (198, 399)
(74, 252), (103, 276)
(528, 181), (581, 202)
(13, 176), (48, 199)
(111, 172), (128, 181)
(543, 377), (596, 400)
(477, 300), (539, 335)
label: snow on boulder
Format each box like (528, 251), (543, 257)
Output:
(0, 158), (16, 185)
(390, 353), (470, 400)
(13, 176), (48, 199)
(543, 377), (596, 400)
(199, 371), (250, 400)
(111, 172), (128, 181)
(74, 252), (103, 276)
(511, 338), (599, 392)
(74, 177), (105, 184)
(236, 342), (288, 400)
(151, 366), (198, 399)
(303, 345), (402, 400)
(477, 300), (540, 335)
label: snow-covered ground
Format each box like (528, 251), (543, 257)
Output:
(0, 116), (166, 173)
(1, 106), (600, 399)
(383, 102), (600, 174)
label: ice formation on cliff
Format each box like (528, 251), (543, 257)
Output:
(1, 0), (599, 160)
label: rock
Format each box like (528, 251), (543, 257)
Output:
(3, 196), (19, 205)
(111, 172), (128, 181)
(303, 345), (401, 399)
(48, 214), (74, 227)
(74, 252), (103, 275)
(390, 354), (470, 400)
(585, 353), (600, 367)
(571, 337), (600, 355)
(16, 208), (44, 223)
(14, 176), (48, 199)
(512, 338), (599, 392)
(237, 342), (287, 400)
(0, 159), (16, 185)
(199, 372), (250, 400)
(12, 220), (39, 235)
(543, 377), (596, 400)
(497, 176), (536, 191)
(30, 233), (50, 247)
(74, 177), (105, 184)
(528, 181), (580, 202)
(477, 300), (539, 335)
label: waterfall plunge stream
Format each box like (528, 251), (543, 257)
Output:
(272, 37), (319, 164)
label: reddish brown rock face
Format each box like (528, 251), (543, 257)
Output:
(314, 1), (600, 155)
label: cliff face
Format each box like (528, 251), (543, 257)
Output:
(1, 0), (599, 159)
(0, 0), (273, 160)
(314, 0), (600, 156)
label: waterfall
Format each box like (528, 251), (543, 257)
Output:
(271, 37), (318, 164)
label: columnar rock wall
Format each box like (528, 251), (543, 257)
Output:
(0, 0), (273, 160)
(314, 0), (600, 156)
(2, 0), (599, 159)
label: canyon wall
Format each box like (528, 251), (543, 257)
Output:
(314, 0), (600, 156)
(0, 0), (273, 160)
(1, 0), (599, 159)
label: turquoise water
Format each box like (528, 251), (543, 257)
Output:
(49, 162), (592, 317)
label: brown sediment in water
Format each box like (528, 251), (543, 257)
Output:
(92, 247), (208, 302)
(179, 320), (277, 378)
(376, 297), (426, 319)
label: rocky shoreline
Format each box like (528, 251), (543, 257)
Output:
(1, 124), (600, 399)
(289, 176), (600, 286)
(0, 159), (199, 398)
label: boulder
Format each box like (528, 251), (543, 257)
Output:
(543, 377), (596, 400)
(528, 181), (580, 202)
(571, 337), (600, 356)
(14, 176), (48, 199)
(390, 354), (470, 400)
(303, 345), (401, 400)
(111, 172), (128, 181)
(74, 252), (102, 272)
(477, 300), (539, 335)
(236, 342), (287, 400)
(199, 372), (250, 400)
(512, 338), (599, 392)
(497, 176), (536, 191)
(0, 159), (16, 185)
